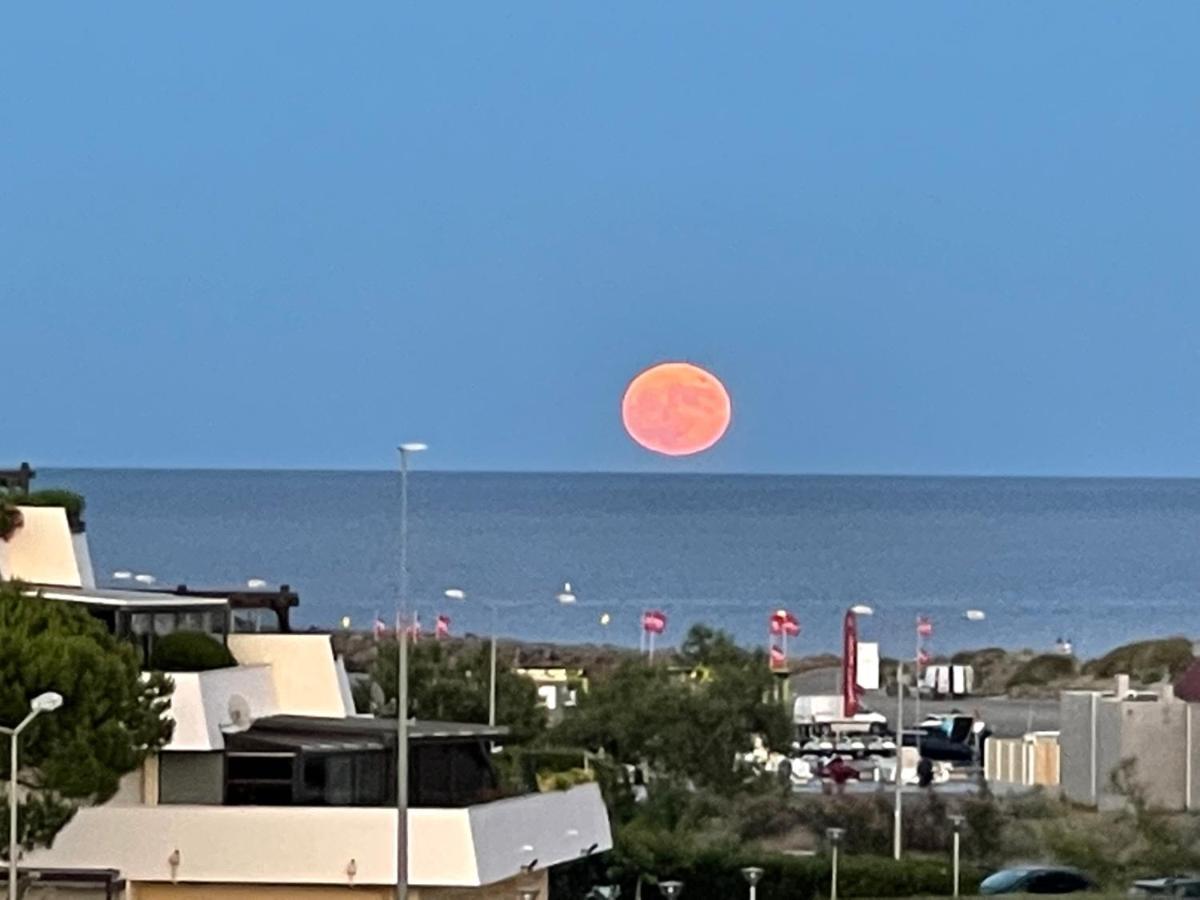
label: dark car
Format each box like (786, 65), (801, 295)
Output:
(980, 866), (1096, 895)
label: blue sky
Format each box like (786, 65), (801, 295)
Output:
(3, 3), (1198, 475)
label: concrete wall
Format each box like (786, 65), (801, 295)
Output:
(0, 506), (83, 586)
(159, 753), (224, 805)
(1116, 700), (1188, 811)
(1059, 692), (1097, 804)
(27, 785), (611, 889)
(129, 873), (544, 900)
(227, 634), (352, 718)
(1094, 700), (1124, 811)
(133, 886), (390, 900)
(1060, 689), (1197, 812)
(164, 667), (278, 752)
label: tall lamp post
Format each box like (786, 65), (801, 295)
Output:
(894, 659), (904, 861)
(396, 442), (426, 900)
(3, 692), (64, 900)
(443, 585), (579, 729)
(444, 589), (499, 727)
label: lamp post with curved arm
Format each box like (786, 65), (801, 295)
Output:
(3, 692), (64, 900)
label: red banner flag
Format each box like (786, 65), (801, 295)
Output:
(917, 647), (931, 668)
(843, 609), (859, 717)
(917, 616), (933, 637)
(769, 644), (786, 669)
(642, 610), (667, 635)
(435, 614), (451, 639)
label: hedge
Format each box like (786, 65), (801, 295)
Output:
(1006, 653), (1076, 689)
(149, 631), (236, 671)
(1082, 637), (1194, 683)
(13, 489), (87, 532)
(559, 851), (985, 900)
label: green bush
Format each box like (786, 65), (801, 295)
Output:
(14, 489), (87, 532)
(1006, 653), (1077, 689)
(0, 502), (21, 541)
(599, 848), (983, 900)
(149, 631), (236, 671)
(1082, 637), (1194, 683)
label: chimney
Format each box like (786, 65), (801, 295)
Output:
(1115, 674), (1131, 698)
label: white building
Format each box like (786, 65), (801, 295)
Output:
(2, 495), (612, 899)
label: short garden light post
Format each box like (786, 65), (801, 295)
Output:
(949, 814), (965, 898)
(658, 880), (684, 899)
(517, 889), (540, 900)
(826, 828), (845, 900)
(741, 866), (764, 900)
(3, 692), (64, 900)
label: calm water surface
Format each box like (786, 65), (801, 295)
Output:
(44, 469), (1200, 656)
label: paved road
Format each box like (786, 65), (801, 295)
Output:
(789, 666), (1060, 737)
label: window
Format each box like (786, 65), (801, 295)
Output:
(225, 752), (296, 805)
(300, 751), (388, 806)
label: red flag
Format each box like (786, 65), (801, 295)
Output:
(642, 610), (666, 635)
(373, 613), (387, 640)
(435, 614), (451, 639)
(843, 610), (860, 717)
(769, 616), (783, 635)
(917, 647), (931, 668)
(782, 612), (800, 637)
(769, 644), (786, 669)
(917, 616), (933, 638)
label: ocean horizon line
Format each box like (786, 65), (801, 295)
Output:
(35, 464), (1200, 483)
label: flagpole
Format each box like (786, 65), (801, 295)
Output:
(914, 617), (922, 758)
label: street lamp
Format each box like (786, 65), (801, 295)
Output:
(396, 442), (426, 900)
(894, 657), (905, 861)
(949, 814), (965, 898)
(658, 881), (684, 899)
(556, 582), (577, 605)
(3, 691), (64, 900)
(741, 866), (764, 900)
(444, 588), (500, 728)
(826, 828), (845, 900)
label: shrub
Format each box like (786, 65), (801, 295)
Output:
(149, 631), (236, 671)
(14, 489), (87, 532)
(601, 846), (984, 900)
(0, 502), (22, 541)
(1006, 653), (1076, 689)
(1083, 637), (1194, 683)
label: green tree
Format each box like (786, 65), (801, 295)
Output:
(0, 583), (174, 855)
(552, 625), (790, 793)
(372, 639), (547, 744)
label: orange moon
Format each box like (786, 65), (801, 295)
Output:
(622, 362), (732, 456)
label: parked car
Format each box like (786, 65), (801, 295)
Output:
(1129, 876), (1200, 897)
(980, 866), (1096, 894)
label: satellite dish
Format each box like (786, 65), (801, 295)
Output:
(222, 694), (253, 733)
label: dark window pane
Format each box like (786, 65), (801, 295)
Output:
(325, 756), (353, 805)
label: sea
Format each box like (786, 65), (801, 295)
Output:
(40, 468), (1200, 658)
